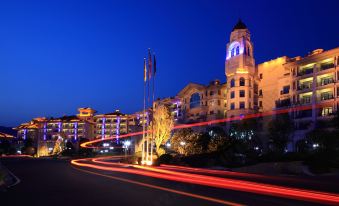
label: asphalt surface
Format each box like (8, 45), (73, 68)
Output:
(0, 158), (335, 206)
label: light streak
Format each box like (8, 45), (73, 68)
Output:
(0, 155), (33, 158)
(81, 104), (323, 149)
(71, 165), (244, 206)
(71, 157), (339, 205)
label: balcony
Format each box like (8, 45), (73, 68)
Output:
(318, 93), (334, 101)
(297, 68), (313, 76)
(317, 78), (334, 87)
(275, 99), (291, 108)
(300, 97), (311, 105)
(297, 84), (312, 91)
(320, 63), (334, 71)
(295, 110), (312, 119)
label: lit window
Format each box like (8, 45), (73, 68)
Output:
(236, 46), (239, 55)
(231, 48), (235, 57)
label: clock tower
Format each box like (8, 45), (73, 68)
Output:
(225, 19), (258, 117)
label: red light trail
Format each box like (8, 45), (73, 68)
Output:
(71, 157), (339, 205)
(80, 104), (323, 149)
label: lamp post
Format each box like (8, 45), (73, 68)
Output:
(124, 140), (131, 157)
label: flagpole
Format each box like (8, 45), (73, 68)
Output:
(150, 54), (156, 163)
(142, 58), (146, 164)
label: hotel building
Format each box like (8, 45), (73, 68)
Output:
(154, 20), (338, 151)
(13, 20), (338, 152)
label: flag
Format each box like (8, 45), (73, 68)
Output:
(153, 54), (156, 76)
(144, 58), (147, 82)
(148, 49), (152, 79)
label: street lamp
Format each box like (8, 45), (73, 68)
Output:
(180, 141), (186, 146)
(123, 140), (131, 157)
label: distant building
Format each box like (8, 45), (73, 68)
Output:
(94, 110), (130, 140)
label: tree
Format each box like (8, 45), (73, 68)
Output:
(151, 104), (174, 156)
(38, 142), (49, 157)
(268, 114), (293, 153)
(207, 127), (229, 152)
(171, 128), (205, 156)
(52, 136), (63, 155)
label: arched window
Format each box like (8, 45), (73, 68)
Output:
(190, 93), (200, 109)
(239, 77), (245, 86)
(230, 79), (235, 88)
(236, 46), (240, 55)
(247, 47), (251, 56)
(231, 48), (235, 57)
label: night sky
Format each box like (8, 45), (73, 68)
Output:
(1, 0), (339, 127)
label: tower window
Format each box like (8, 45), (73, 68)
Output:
(259, 73), (263, 79)
(239, 77), (245, 86)
(236, 46), (240, 55)
(231, 48), (235, 57)
(230, 79), (235, 87)
(240, 90), (245, 97)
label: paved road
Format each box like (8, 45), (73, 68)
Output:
(0, 158), (333, 206)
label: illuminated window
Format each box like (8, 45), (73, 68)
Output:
(236, 46), (239, 55)
(321, 107), (333, 116)
(239, 77), (245, 86)
(239, 102), (245, 109)
(190, 93), (201, 109)
(231, 48), (235, 57)
(239, 90), (245, 97)
(230, 79), (235, 87)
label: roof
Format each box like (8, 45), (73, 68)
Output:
(105, 110), (125, 116)
(177, 82), (205, 97)
(232, 19), (247, 31)
(0, 132), (14, 138)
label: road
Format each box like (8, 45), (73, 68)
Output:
(0, 157), (338, 206)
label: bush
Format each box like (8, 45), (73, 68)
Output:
(157, 154), (173, 164)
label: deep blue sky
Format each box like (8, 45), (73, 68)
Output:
(1, 0), (338, 126)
